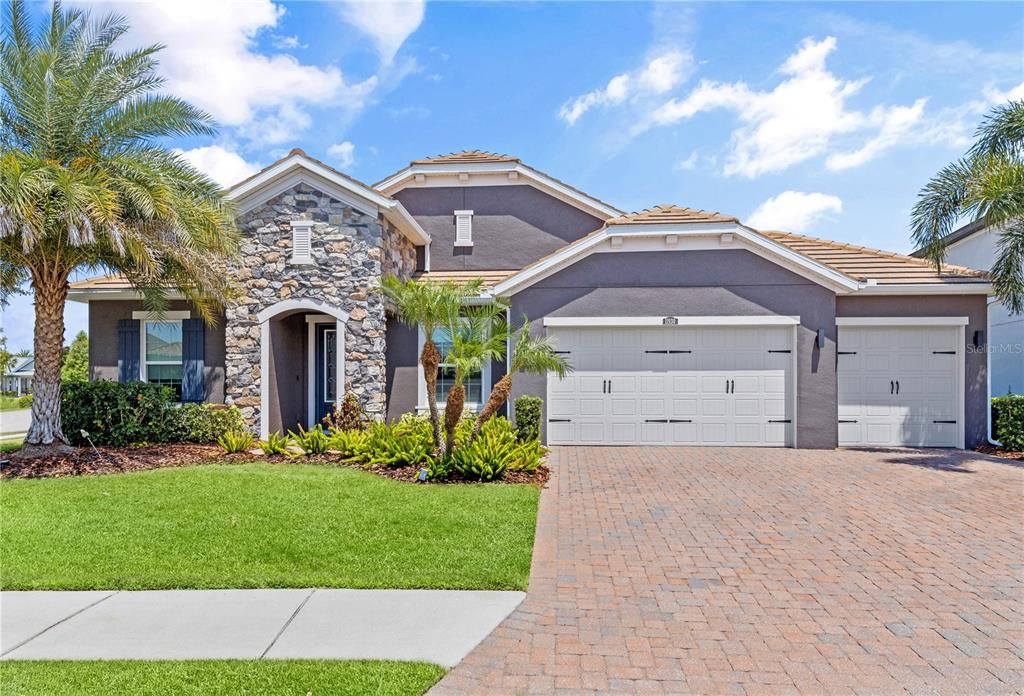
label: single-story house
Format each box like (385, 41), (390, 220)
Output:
(2, 356), (34, 397)
(70, 149), (991, 449)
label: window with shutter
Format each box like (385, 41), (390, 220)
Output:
(291, 220), (314, 263)
(454, 210), (473, 247)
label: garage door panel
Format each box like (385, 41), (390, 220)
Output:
(734, 398), (761, 417)
(610, 422), (636, 443)
(639, 399), (665, 416)
(578, 398), (605, 417)
(734, 422), (763, 444)
(700, 422), (728, 443)
(764, 398), (787, 418)
(701, 397), (728, 417)
(610, 398), (636, 416)
(671, 399), (698, 416)
(668, 421), (698, 444)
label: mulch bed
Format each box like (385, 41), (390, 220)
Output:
(0, 443), (550, 486)
(976, 445), (1024, 462)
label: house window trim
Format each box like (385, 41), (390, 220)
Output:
(133, 310), (190, 394)
(454, 209), (474, 248)
(416, 325), (491, 412)
(291, 219), (316, 265)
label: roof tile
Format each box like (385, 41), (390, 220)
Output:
(410, 150), (521, 165)
(607, 204), (739, 226)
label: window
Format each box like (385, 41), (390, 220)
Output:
(143, 320), (183, 399)
(454, 210), (473, 247)
(431, 326), (483, 405)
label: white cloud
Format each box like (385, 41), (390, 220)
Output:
(272, 34), (307, 50)
(337, 1), (426, 65)
(675, 152), (699, 170)
(747, 191), (843, 232)
(175, 145), (260, 188)
(826, 98), (927, 171)
(327, 141), (356, 169)
(560, 50), (693, 125)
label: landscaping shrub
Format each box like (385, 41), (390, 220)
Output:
(16, 393), (32, 409)
(218, 429), (255, 454)
(513, 395), (542, 442)
(259, 432), (291, 456)
(993, 395), (1024, 451)
(289, 425), (330, 455)
(322, 392), (367, 431)
(450, 417), (519, 481)
(178, 403), (245, 443)
(62, 381), (180, 446)
(354, 419), (434, 469)
(328, 428), (367, 458)
(509, 437), (547, 472)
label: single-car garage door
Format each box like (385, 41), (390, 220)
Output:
(837, 324), (962, 448)
(546, 324), (795, 446)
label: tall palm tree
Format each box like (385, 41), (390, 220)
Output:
(440, 300), (509, 456)
(469, 317), (571, 444)
(381, 276), (482, 451)
(912, 100), (1024, 313)
(0, 1), (238, 448)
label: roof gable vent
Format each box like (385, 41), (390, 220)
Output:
(454, 210), (474, 247)
(291, 220), (315, 264)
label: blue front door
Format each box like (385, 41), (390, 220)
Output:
(314, 323), (337, 426)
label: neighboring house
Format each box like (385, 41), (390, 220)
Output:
(915, 220), (1022, 398)
(2, 356), (34, 396)
(69, 149), (991, 449)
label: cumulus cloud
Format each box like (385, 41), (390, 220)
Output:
(747, 191), (843, 232)
(175, 145), (260, 188)
(560, 50), (692, 125)
(327, 141), (356, 169)
(826, 99), (928, 171)
(675, 152), (699, 171)
(337, 1), (426, 65)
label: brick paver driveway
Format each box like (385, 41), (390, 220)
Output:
(434, 447), (1024, 694)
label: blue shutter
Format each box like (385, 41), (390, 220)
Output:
(181, 318), (206, 403)
(117, 319), (140, 382)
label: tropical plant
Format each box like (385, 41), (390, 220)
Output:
(177, 403), (244, 443)
(322, 392), (367, 431)
(328, 428), (366, 458)
(992, 395), (1024, 451)
(513, 395), (543, 443)
(217, 429), (255, 454)
(440, 300), (509, 456)
(0, 1), (239, 448)
(0, 330), (14, 377)
(381, 277), (482, 453)
(354, 420), (434, 469)
(509, 437), (547, 472)
(60, 331), (88, 384)
(470, 318), (570, 444)
(258, 431), (291, 456)
(288, 424), (330, 456)
(449, 417), (519, 481)
(912, 100), (1024, 314)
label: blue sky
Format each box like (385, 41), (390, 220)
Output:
(2, 0), (1022, 351)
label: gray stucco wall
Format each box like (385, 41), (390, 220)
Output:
(393, 185), (604, 271)
(836, 294), (989, 448)
(509, 249), (840, 449)
(87, 300), (226, 403)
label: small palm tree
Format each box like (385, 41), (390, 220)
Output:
(381, 276), (483, 451)
(440, 300), (509, 456)
(470, 317), (571, 444)
(0, 1), (239, 448)
(912, 99), (1024, 313)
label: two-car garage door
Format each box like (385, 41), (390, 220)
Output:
(546, 325), (794, 446)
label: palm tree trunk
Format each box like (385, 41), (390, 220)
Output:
(443, 383), (465, 457)
(25, 270), (70, 447)
(469, 373), (512, 445)
(420, 340), (442, 450)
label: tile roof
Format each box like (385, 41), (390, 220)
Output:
(607, 204), (739, 226)
(229, 147), (386, 198)
(69, 273), (135, 290)
(411, 269), (518, 291)
(760, 230), (987, 284)
(410, 150), (521, 165)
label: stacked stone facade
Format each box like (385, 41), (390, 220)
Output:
(224, 183), (416, 429)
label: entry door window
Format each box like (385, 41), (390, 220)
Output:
(322, 328), (337, 404)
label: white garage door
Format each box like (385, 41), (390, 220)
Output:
(546, 325), (794, 446)
(837, 325), (961, 447)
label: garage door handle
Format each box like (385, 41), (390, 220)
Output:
(553, 350), (571, 355)
(838, 351), (857, 355)
(768, 419), (791, 424)
(768, 349), (791, 354)
(933, 420), (956, 424)
(839, 420), (858, 423)
(890, 380), (894, 394)
(895, 380), (899, 394)
(548, 418), (571, 423)
(668, 419), (692, 423)
(644, 350), (669, 354)
(667, 350), (692, 354)
(644, 419), (668, 423)
(932, 350), (955, 355)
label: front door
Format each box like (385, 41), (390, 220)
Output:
(314, 323), (338, 426)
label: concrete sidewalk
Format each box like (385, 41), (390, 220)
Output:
(0, 589), (524, 668)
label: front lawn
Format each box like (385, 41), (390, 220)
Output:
(0, 660), (445, 696)
(0, 395), (27, 412)
(0, 463), (539, 590)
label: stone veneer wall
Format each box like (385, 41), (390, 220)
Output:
(225, 183), (416, 430)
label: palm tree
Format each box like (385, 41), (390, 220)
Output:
(440, 300), (509, 456)
(469, 317), (571, 444)
(381, 276), (482, 451)
(912, 100), (1024, 313)
(0, 1), (238, 448)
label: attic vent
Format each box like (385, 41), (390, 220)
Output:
(454, 210), (474, 247)
(291, 220), (315, 264)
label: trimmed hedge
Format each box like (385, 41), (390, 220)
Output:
(993, 395), (1024, 451)
(513, 395), (542, 443)
(62, 381), (244, 447)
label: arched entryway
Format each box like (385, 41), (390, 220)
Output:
(257, 298), (349, 439)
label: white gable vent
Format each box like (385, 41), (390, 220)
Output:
(454, 210), (474, 247)
(291, 220), (315, 264)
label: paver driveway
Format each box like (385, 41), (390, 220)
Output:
(434, 447), (1024, 695)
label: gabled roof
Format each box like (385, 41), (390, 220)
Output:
(412, 269), (518, 292)
(910, 219), (988, 258)
(411, 150), (520, 165)
(608, 204), (739, 226)
(6, 356), (33, 376)
(761, 230), (986, 284)
(228, 149), (429, 246)
(374, 151), (623, 221)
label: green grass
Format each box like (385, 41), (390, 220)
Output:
(0, 660), (446, 696)
(0, 439), (23, 454)
(0, 395), (27, 412)
(0, 462), (539, 590)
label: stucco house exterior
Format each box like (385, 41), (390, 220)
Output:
(2, 355), (33, 396)
(69, 149), (992, 449)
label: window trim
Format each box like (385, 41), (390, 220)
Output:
(134, 311), (189, 394)
(416, 325), (491, 411)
